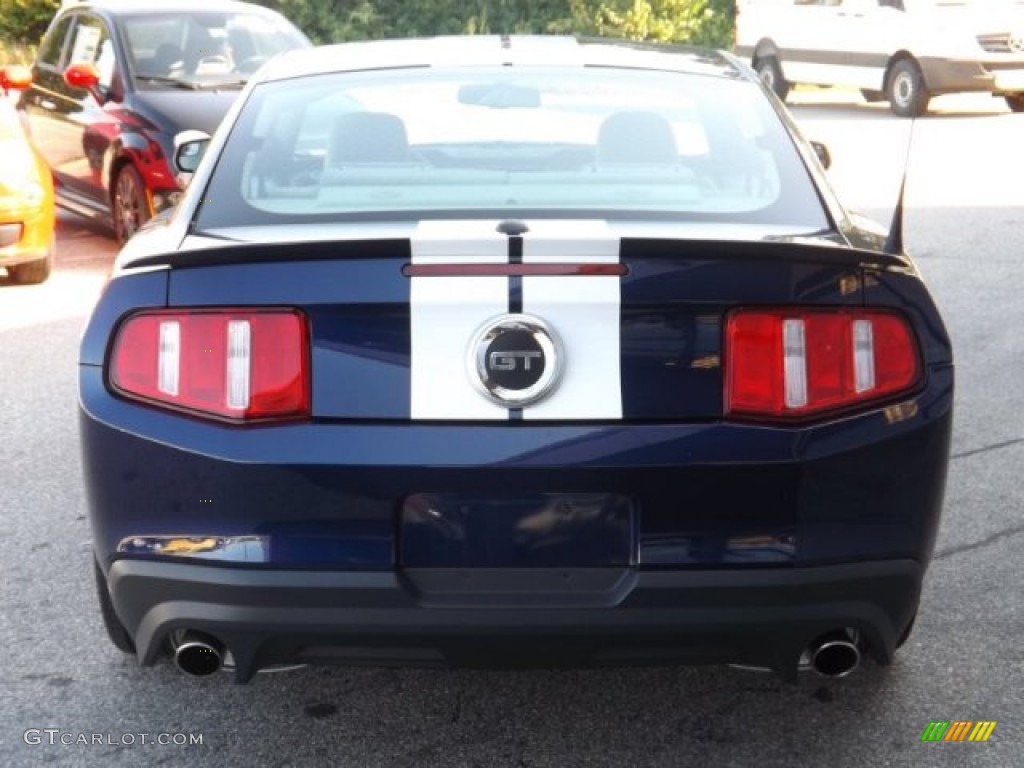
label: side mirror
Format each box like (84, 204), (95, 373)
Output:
(174, 129), (211, 186)
(0, 64), (32, 95)
(810, 140), (831, 170)
(64, 62), (103, 101)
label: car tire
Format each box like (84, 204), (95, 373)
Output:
(1005, 93), (1024, 112)
(112, 164), (151, 245)
(93, 560), (136, 654)
(861, 89), (884, 103)
(754, 55), (790, 101)
(886, 59), (930, 117)
(6, 238), (53, 285)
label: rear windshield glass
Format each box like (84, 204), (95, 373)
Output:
(194, 66), (829, 229)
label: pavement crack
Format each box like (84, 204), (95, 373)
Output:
(950, 438), (1023, 460)
(933, 523), (1024, 561)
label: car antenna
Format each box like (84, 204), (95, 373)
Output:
(883, 118), (916, 256)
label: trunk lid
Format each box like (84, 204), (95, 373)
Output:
(161, 220), (866, 421)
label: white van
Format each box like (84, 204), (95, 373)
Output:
(735, 0), (1024, 115)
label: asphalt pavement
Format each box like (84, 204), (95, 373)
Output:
(1, 91), (1021, 767)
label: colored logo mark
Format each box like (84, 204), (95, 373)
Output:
(920, 721), (997, 742)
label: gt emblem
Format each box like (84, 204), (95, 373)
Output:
(489, 350), (542, 371)
(470, 315), (563, 407)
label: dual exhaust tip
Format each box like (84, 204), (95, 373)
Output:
(171, 627), (861, 680)
(808, 629), (861, 678)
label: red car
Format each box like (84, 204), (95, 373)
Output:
(18, 0), (309, 242)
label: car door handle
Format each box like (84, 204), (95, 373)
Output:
(39, 98), (57, 110)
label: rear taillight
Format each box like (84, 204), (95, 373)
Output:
(109, 309), (309, 422)
(725, 308), (920, 420)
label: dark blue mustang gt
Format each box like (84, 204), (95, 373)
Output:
(80, 36), (953, 683)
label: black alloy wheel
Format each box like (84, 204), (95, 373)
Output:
(112, 165), (151, 244)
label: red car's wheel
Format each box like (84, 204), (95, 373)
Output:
(112, 164), (151, 244)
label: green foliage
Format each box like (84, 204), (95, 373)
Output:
(257, 1), (571, 43)
(0, 0), (59, 47)
(697, 0), (735, 48)
(584, 0), (713, 43)
(0, 39), (37, 66)
(0, 0), (733, 64)
(255, 0), (733, 48)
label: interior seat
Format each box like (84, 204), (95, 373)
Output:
(597, 110), (678, 164)
(326, 112), (412, 165)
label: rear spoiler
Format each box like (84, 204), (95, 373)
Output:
(124, 236), (911, 273)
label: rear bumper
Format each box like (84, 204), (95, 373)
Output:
(0, 209), (52, 266)
(108, 557), (923, 682)
(915, 58), (1024, 95)
(80, 365), (954, 570)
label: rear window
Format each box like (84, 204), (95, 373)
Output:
(194, 66), (829, 230)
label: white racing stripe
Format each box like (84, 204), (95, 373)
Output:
(522, 220), (622, 420)
(410, 219), (624, 421)
(410, 220), (508, 419)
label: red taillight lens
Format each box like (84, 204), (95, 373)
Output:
(725, 308), (920, 420)
(109, 309), (309, 422)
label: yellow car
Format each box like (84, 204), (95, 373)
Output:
(1, 65), (55, 284)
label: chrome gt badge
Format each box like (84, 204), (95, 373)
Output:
(470, 315), (563, 407)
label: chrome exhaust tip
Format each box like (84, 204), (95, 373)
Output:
(808, 629), (861, 678)
(173, 631), (224, 677)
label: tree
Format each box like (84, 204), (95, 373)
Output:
(0, 0), (59, 47)
(253, 0), (733, 48)
(580, 0), (713, 43)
